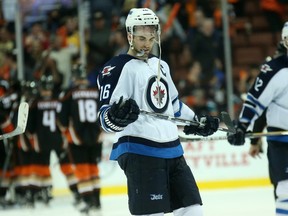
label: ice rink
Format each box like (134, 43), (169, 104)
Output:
(1, 186), (275, 216)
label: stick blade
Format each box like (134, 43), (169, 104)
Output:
(220, 111), (236, 134)
(17, 102), (29, 133)
(0, 102), (29, 140)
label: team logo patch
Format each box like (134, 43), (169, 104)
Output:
(260, 64), (272, 73)
(101, 66), (115, 77)
(146, 76), (169, 113)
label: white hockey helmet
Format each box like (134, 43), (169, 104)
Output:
(281, 21), (288, 49)
(125, 8), (160, 35)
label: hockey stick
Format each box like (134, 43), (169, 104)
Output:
(140, 110), (235, 133)
(220, 111), (236, 134)
(0, 102), (29, 140)
(0, 139), (14, 186)
(179, 130), (288, 142)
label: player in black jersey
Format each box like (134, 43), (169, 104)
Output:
(22, 75), (77, 207)
(228, 22), (288, 215)
(0, 79), (15, 208)
(57, 64), (103, 215)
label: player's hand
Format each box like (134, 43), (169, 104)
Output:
(183, 115), (219, 137)
(227, 122), (247, 146)
(108, 96), (140, 128)
(249, 141), (263, 158)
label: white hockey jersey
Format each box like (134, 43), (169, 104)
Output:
(239, 54), (288, 142)
(97, 54), (195, 160)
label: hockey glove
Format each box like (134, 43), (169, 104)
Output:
(183, 115), (219, 137)
(107, 96), (140, 129)
(227, 122), (248, 146)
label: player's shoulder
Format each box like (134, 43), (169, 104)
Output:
(99, 54), (135, 77)
(260, 54), (288, 75)
(148, 54), (169, 70)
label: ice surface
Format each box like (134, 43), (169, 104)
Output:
(1, 186), (275, 216)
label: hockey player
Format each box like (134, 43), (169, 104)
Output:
(23, 75), (78, 207)
(13, 80), (40, 207)
(0, 79), (15, 208)
(228, 22), (288, 215)
(57, 64), (103, 215)
(97, 8), (219, 216)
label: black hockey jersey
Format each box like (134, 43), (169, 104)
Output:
(28, 97), (64, 152)
(58, 87), (101, 146)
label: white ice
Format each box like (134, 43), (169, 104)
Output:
(1, 186), (275, 216)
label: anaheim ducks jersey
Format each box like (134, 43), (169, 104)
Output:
(97, 54), (195, 160)
(27, 97), (64, 152)
(239, 54), (288, 142)
(58, 87), (101, 146)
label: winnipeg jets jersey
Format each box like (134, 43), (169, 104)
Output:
(239, 54), (288, 142)
(97, 54), (195, 160)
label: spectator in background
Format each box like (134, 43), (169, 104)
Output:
(24, 22), (49, 52)
(260, 0), (286, 32)
(186, 8), (206, 41)
(56, 16), (81, 49)
(189, 18), (223, 86)
(164, 36), (193, 85)
(0, 27), (14, 67)
(0, 52), (17, 82)
(109, 27), (129, 56)
(44, 35), (78, 89)
(87, 10), (112, 71)
(46, 9), (62, 34)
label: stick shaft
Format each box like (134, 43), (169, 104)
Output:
(140, 109), (200, 126)
(179, 131), (288, 142)
(140, 110), (232, 133)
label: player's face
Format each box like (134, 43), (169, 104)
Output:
(129, 26), (157, 59)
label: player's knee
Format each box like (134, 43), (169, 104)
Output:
(173, 204), (203, 216)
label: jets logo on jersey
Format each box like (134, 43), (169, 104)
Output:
(101, 66), (115, 77)
(260, 64), (272, 74)
(146, 76), (169, 113)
